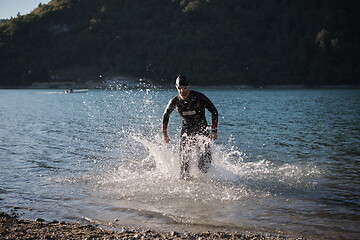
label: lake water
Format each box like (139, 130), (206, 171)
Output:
(0, 88), (359, 239)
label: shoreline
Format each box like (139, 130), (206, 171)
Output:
(0, 85), (359, 91)
(0, 212), (306, 240)
(0, 80), (359, 90)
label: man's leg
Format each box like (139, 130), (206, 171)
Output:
(179, 135), (191, 180)
(198, 143), (212, 173)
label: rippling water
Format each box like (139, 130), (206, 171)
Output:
(0, 88), (359, 239)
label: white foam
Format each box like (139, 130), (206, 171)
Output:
(79, 133), (321, 208)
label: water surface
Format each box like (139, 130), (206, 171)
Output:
(0, 88), (359, 239)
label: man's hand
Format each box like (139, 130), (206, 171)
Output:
(163, 133), (170, 143)
(210, 131), (217, 141)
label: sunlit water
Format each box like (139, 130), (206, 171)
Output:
(0, 88), (359, 239)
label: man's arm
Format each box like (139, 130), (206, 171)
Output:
(202, 94), (218, 140)
(162, 98), (175, 143)
(162, 123), (170, 143)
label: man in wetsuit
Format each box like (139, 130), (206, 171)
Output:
(162, 75), (218, 179)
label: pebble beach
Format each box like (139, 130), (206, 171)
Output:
(0, 212), (306, 240)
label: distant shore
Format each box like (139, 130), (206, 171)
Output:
(0, 74), (359, 90)
(0, 212), (306, 240)
(0, 83), (359, 90)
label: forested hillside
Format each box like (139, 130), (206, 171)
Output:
(0, 0), (359, 87)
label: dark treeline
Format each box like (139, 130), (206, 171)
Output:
(0, 0), (359, 86)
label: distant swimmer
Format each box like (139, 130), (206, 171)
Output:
(162, 75), (218, 180)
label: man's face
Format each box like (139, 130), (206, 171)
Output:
(176, 85), (190, 99)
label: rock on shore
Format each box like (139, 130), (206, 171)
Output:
(0, 212), (305, 239)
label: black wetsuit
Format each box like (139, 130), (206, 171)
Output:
(162, 90), (218, 177)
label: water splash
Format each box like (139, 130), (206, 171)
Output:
(70, 89), (324, 232)
(88, 133), (320, 206)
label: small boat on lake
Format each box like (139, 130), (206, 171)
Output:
(65, 89), (89, 94)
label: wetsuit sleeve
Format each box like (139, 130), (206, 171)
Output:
(162, 98), (176, 126)
(202, 94), (218, 130)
